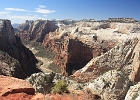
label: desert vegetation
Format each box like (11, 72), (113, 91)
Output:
(51, 80), (69, 94)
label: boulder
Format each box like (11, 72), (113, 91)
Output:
(124, 82), (140, 100)
(27, 72), (55, 94)
(26, 72), (84, 94)
(84, 70), (132, 100)
(0, 75), (34, 96)
(0, 75), (44, 100)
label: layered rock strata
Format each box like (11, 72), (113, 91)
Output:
(0, 75), (44, 100)
(42, 27), (117, 75)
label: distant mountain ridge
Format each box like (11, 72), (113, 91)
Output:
(12, 23), (20, 28)
(17, 20), (58, 42)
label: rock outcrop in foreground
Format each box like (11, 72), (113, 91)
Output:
(125, 82), (140, 100)
(26, 72), (83, 94)
(26, 72), (100, 100)
(0, 19), (40, 78)
(26, 70), (132, 100)
(0, 75), (44, 100)
(84, 70), (132, 100)
(17, 20), (58, 42)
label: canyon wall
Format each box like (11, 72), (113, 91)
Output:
(0, 19), (40, 78)
(17, 20), (58, 42)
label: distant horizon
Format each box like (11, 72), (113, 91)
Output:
(11, 17), (139, 24)
(0, 0), (140, 24)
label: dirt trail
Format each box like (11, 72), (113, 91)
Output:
(36, 57), (53, 73)
(25, 45), (53, 73)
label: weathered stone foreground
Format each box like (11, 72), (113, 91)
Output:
(0, 75), (44, 100)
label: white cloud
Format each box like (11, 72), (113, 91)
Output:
(0, 11), (9, 15)
(5, 8), (30, 12)
(0, 5), (56, 23)
(39, 5), (46, 8)
(35, 8), (55, 14)
(2, 15), (48, 23)
(43, 15), (47, 17)
(35, 5), (55, 14)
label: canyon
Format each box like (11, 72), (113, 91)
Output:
(1, 19), (140, 100)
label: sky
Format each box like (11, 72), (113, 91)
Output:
(0, 0), (139, 24)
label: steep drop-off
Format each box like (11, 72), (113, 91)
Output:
(42, 26), (117, 75)
(0, 19), (40, 78)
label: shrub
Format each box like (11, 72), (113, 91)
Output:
(51, 80), (69, 94)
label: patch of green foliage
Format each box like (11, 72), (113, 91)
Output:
(21, 39), (56, 60)
(51, 80), (69, 94)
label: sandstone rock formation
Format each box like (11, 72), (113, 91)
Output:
(42, 25), (117, 75)
(84, 70), (132, 100)
(73, 38), (139, 82)
(17, 20), (58, 42)
(125, 82), (140, 100)
(129, 40), (140, 82)
(110, 22), (140, 34)
(26, 70), (132, 100)
(26, 72), (83, 94)
(0, 19), (40, 78)
(80, 22), (110, 30)
(26, 72), (99, 100)
(27, 72), (55, 94)
(0, 75), (44, 100)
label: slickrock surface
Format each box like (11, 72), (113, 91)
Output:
(84, 70), (132, 100)
(17, 20), (58, 42)
(129, 40), (140, 82)
(0, 75), (44, 100)
(125, 82), (140, 100)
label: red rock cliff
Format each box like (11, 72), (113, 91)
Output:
(42, 28), (117, 76)
(17, 20), (58, 42)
